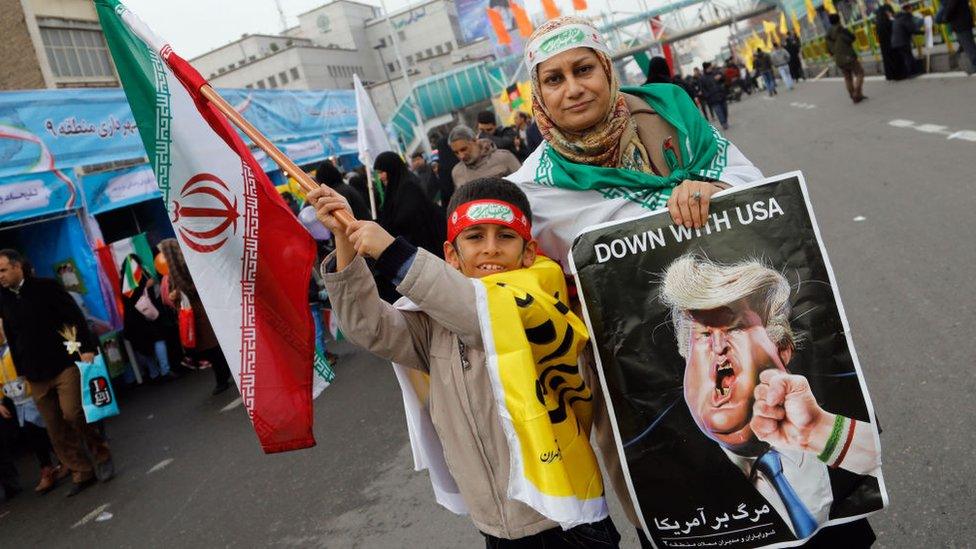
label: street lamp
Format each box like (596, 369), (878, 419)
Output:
(374, 42), (399, 105)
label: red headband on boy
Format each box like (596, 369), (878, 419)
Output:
(447, 199), (532, 243)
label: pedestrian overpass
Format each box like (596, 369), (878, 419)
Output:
(387, 0), (780, 151)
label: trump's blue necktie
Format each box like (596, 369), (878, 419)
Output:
(756, 450), (818, 539)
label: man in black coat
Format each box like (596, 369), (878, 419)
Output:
(476, 111), (524, 159)
(0, 249), (113, 497)
(700, 63), (730, 130)
(942, 0), (976, 74)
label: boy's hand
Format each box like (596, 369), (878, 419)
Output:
(346, 221), (395, 259)
(307, 185), (353, 233)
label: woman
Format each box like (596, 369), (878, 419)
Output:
(874, 4), (902, 80)
(508, 16), (874, 548)
(120, 254), (179, 383)
(158, 239), (233, 395)
(373, 151), (446, 258)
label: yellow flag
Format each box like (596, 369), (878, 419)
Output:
(765, 33), (774, 50)
(823, 0), (837, 15)
(780, 12), (788, 35)
(792, 10), (802, 35)
(750, 30), (764, 51)
(805, 0), (816, 22)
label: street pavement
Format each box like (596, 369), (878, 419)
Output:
(1, 73), (973, 548)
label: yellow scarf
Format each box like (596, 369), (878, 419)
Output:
(476, 256), (606, 525)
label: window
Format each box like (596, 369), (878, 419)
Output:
(268, 75), (278, 88)
(398, 30), (406, 41)
(39, 27), (115, 79)
(245, 84), (253, 89)
(435, 44), (443, 55)
(249, 55), (257, 61)
(387, 62), (396, 73)
(445, 42), (453, 52)
(406, 54), (414, 66)
(290, 67), (300, 80)
(256, 80), (266, 89)
(329, 66), (336, 77)
(425, 48), (433, 57)
(218, 67), (226, 74)
(269, 42), (279, 52)
(279, 71), (288, 84)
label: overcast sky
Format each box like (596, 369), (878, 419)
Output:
(121, 0), (674, 59)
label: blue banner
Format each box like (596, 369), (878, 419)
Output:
(0, 169), (80, 223)
(17, 213), (112, 327)
(0, 88), (358, 180)
(82, 163), (161, 215)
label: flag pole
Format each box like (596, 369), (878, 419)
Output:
(362, 154), (379, 220)
(198, 84), (355, 229)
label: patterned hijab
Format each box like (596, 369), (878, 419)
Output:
(526, 16), (650, 172)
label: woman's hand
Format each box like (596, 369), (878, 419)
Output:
(667, 180), (726, 229)
(345, 221), (395, 260)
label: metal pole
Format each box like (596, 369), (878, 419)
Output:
(379, 0), (432, 155)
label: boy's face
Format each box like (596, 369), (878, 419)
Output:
(444, 224), (537, 278)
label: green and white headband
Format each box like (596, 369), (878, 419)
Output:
(525, 23), (611, 72)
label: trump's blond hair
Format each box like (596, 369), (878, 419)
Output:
(660, 254), (795, 358)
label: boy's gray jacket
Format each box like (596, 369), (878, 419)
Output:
(322, 250), (564, 539)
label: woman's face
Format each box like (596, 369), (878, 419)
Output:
(378, 170), (388, 185)
(537, 48), (611, 133)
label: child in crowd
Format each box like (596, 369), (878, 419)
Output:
(307, 178), (619, 547)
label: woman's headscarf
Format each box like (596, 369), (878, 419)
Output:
(526, 16), (650, 171)
(372, 151), (446, 258)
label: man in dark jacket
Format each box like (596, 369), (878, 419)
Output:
(942, 0), (976, 74)
(700, 63), (730, 130)
(0, 250), (112, 496)
(891, 6), (924, 78)
(753, 48), (776, 96)
(826, 14), (867, 103)
(409, 152), (440, 203)
(476, 111), (524, 160)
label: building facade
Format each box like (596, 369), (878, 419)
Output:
(0, 0), (119, 90)
(196, 0), (498, 120)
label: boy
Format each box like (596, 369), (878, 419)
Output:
(307, 178), (619, 547)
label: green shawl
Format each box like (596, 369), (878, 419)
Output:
(534, 83), (722, 208)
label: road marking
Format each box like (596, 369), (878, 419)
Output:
(95, 511), (113, 522)
(888, 119), (975, 142)
(789, 101), (817, 109)
(147, 458), (174, 474)
(220, 397), (243, 413)
(72, 503), (110, 529)
(853, 216), (866, 222)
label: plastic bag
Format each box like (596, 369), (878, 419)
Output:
(135, 287), (160, 321)
(77, 355), (120, 423)
(178, 294), (196, 349)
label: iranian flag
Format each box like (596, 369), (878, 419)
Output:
(95, 0), (318, 452)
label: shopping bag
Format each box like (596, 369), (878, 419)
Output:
(77, 355), (120, 423)
(135, 287), (160, 321)
(178, 294), (196, 349)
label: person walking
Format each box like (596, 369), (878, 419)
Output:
(0, 250), (113, 497)
(891, 5), (924, 78)
(784, 32), (805, 81)
(157, 239), (234, 396)
(119, 255), (180, 383)
(753, 48), (777, 95)
(700, 63), (730, 130)
(771, 42), (795, 90)
(826, 13), (867, 103)
(409, 152), (441, 203)
(0, 332), (67, 496)
(875, 4), (903, 80)
(691, 67), (713, 118)
(941, 0), (976, 74)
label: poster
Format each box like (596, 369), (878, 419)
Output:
(570, 173), (887, 548)
(455, 0), (525, 56)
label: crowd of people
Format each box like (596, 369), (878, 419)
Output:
(298, 14), (883, 548)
